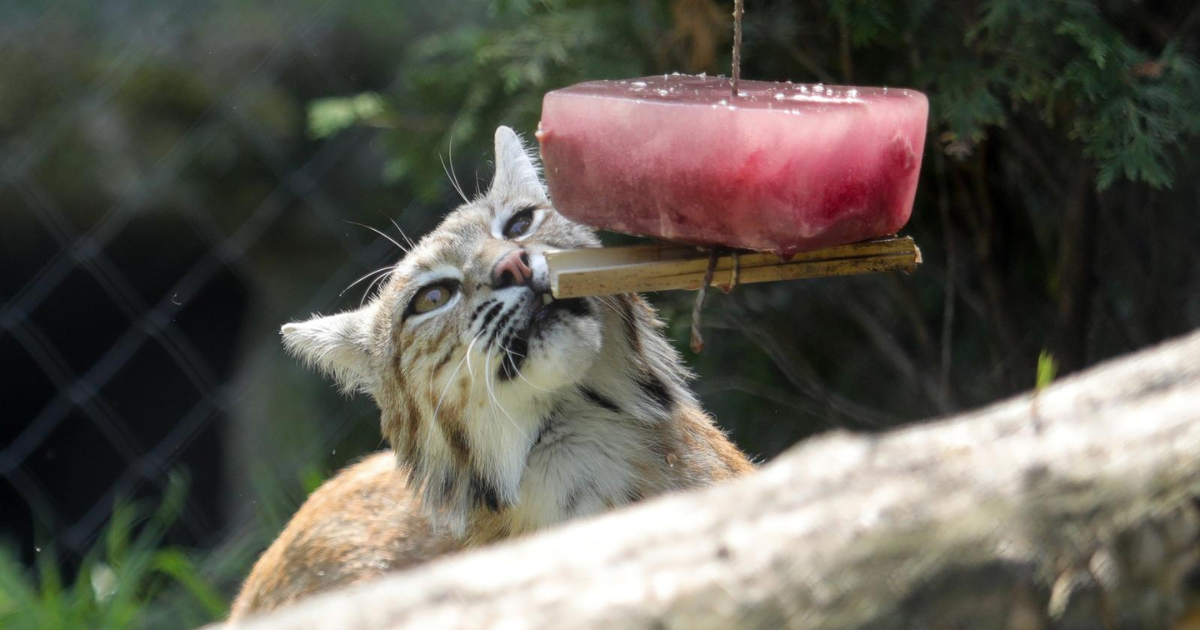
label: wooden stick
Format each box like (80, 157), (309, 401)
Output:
(546, 236), (921, 298)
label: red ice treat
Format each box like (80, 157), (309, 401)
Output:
(537, 75), (929, 256)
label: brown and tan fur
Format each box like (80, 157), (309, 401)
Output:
(230, 127), (753, 620)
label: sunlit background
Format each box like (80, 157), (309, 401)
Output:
(2, 0), (1198, 626)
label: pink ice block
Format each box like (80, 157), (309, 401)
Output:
(537, 75), (928, 257)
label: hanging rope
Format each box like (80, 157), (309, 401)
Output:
(690, 251), (720, 352)
(732, 0), (744, 97)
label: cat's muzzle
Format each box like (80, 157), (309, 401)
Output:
(498, 292), (590, 382)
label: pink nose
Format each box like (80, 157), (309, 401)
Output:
(492, 249), (533, 289)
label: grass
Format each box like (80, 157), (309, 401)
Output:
(0, 474), (233, 630)
(1036, 350), (1059, 391)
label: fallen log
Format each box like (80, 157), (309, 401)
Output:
(219, 328), (1200, 630)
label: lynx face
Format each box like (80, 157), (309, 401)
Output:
(282, 127), (616, 532)
(235, 127), (754, 620)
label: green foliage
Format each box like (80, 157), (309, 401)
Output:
(1036, 351), (1058, 391)
(4, 2), (1197, 624)
(829, 0), (893, 47)
(368, 0), (673, 197)
(336, 0), (1200, 194)
(301, 464), (331, 496)
(0, 475), (227, 630)
(967, 0), (1200, 188)
(308, 0), (1198, 423)
(309, 93), (391, 139)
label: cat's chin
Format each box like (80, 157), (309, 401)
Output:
(499, 296), (602, 392)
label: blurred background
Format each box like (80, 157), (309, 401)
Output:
(1, 0), (1197, 626)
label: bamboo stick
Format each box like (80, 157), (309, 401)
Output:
(546, 236), (921, 298)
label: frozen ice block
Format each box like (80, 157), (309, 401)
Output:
(537, 75), (928, 257)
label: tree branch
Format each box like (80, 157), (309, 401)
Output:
(220, 329), (1200, 630)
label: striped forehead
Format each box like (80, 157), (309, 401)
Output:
(416, 208), (491, 265)
(384, 206), (492, 294)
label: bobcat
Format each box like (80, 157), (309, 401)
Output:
(229, 126), (753, 619)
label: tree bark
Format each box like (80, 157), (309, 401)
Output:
(219, 329), (1200, 630)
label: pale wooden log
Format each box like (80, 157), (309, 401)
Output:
(219, 329), (1200, 630)
(546, 236), (921, 298)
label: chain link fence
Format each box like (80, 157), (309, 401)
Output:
(0, 1), (447, 570)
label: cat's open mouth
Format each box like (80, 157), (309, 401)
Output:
(498, 294), (590, 381)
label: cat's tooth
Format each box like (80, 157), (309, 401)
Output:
(542, 293), (553, 306)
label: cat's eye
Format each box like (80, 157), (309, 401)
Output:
(502, 207), (537, 239)
(408, 282), (458, 317)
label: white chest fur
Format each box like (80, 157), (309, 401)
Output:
(509, 397), (652, 530)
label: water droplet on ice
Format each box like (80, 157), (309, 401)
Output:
(847, 89), (858, 98)
(631, 81), (647, 88)
(814, 85), (825, 93)
(774, 93), (785, 100)
(658, 89), (669, 96)
(717, 99), (728, 106)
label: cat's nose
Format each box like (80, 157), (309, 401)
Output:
(492, 249), (533, 289)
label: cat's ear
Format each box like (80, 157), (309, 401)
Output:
(281, 305), (376, 394)
(490, 126), (548, 203)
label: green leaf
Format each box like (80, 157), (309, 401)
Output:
(307, 93), (389, 139)
(300, 466), (329, 495)
(152, 551), (227, 619)
(1036, 351), (1058, 390)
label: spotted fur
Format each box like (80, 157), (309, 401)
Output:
(230, 127), (753, 619)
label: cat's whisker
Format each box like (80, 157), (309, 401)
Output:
(359, 266), (397, 306)
(596, 296), (635, 326)
(484, 343), (521, 434)
(341, 265), (395, 299)
(601, 299), (641, 334)
(498, 336), (551, 393)
(464, 330), (483, 381)
(513, 366), (549, 392)
(448, 135), (470, 202)
(593, 297), (625, 325)
(387, 216), (418, 250)
(439, 153), (469, 204)
(344, 220), (409, 254)
(433, 343), (473, 423)
(428, 331), (484, 463)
